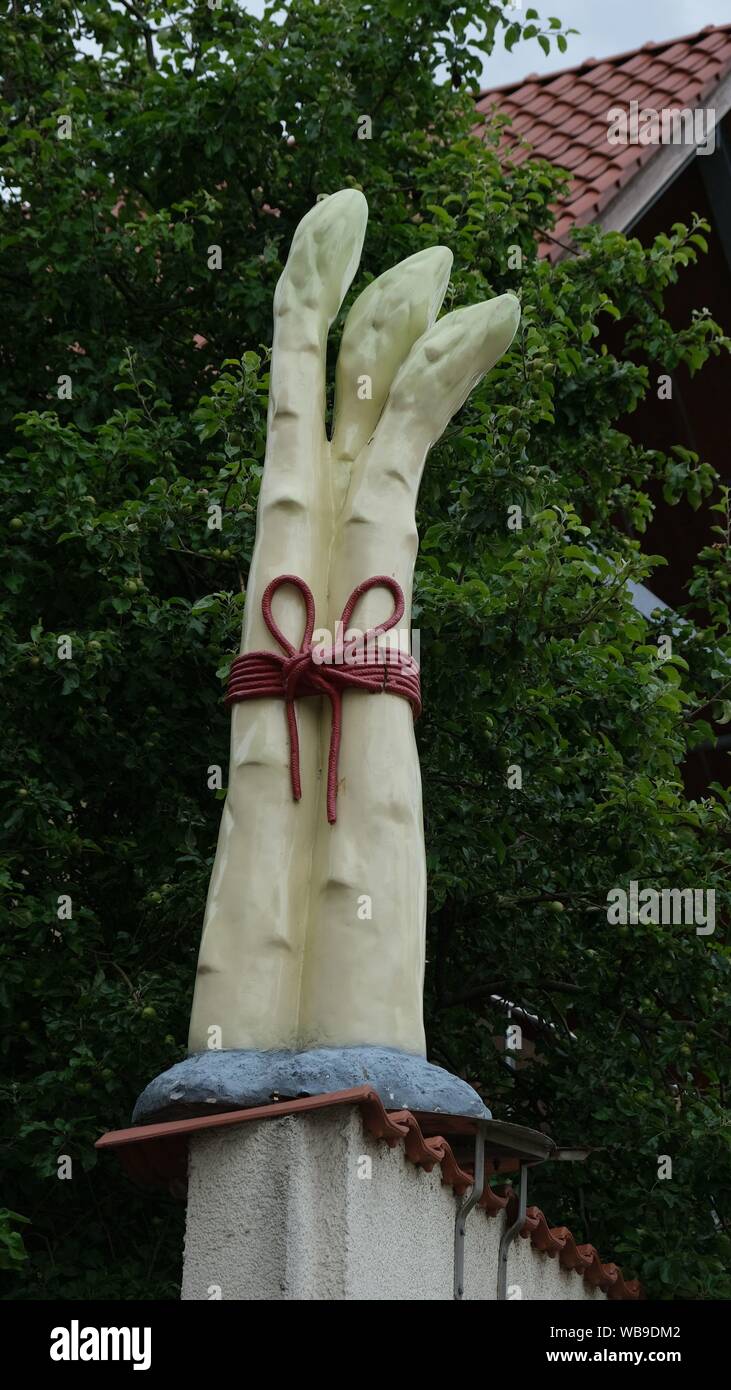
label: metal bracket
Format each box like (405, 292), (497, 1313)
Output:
(450, 1116), (584, 1301)
(453, 1120), (488, 1300)
(497, 1159), (528, 1301)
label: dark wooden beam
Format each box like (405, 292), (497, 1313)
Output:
(699, 121), (731, 275)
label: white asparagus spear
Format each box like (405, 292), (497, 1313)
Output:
(299, 294), (521, 1050)
(188, 191), (367, 1052)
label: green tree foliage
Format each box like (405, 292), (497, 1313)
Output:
(1, 1), (729, 1299)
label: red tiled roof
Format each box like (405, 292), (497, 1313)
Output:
(98, 1084), (641, 1300)
(475, 23), (731, 259)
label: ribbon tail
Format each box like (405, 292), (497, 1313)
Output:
(286, 698), (302, 802)
(326, 688), (342, 824)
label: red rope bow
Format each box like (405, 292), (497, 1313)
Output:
(226, 574), (421, 823)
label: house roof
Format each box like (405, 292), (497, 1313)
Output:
(97, 1084), (641, 1299)
(475, 23), (731, 259)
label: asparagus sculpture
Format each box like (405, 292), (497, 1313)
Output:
(136, 189), (520, 1122)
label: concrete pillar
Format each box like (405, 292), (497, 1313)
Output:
(181, 1106), (609, 1302)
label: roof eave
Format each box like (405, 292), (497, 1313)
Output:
(591, 67), (731, 244)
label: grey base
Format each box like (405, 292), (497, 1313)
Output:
(132, 1045), (491, 1124)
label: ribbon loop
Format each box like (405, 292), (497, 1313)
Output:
(261, 573), (316, 657)
(226, 575), (421, 824)
(338, 574), (405, 642)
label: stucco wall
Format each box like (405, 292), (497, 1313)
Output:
(181, 1108), (606, 1302)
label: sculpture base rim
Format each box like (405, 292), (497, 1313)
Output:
(132, 1045), (491, 1125)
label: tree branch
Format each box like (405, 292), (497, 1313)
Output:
(118, 0), (158, 71)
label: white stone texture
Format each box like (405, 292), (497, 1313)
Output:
(182, 1108), (606, 1302)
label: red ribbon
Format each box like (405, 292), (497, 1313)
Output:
(226, 574), (421, 823)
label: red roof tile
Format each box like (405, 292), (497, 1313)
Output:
(531, 92), (555, 117)
(97, 1085), (641, 1299)
(476, 22), (731, 259)
(708, 30), (731, 53)
(593, 167), (622, 193)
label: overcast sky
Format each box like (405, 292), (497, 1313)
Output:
(481, 0), (731, 87)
